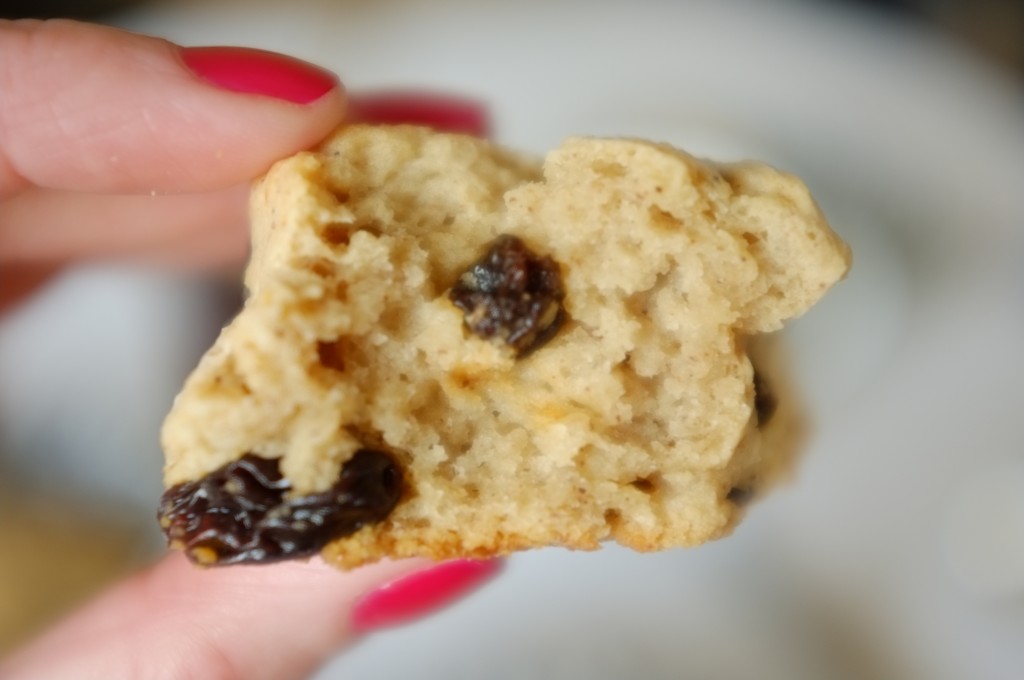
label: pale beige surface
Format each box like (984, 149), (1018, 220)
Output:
(161, 125), (850, 568)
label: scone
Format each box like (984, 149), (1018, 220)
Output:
(159, 125), (850, 568)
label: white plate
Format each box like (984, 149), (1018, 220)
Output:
(6, 0), (1022, 677)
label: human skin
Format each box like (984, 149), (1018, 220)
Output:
(0, 19), (499, 680)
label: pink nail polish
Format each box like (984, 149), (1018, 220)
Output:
(351, 559), (502, 633)
(180, 47), (338, 104)
(349, 92), (491, 137)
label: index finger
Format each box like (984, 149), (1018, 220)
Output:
(0, 19), (345, 199)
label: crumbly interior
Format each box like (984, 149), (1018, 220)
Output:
(161, 125), (850, 568)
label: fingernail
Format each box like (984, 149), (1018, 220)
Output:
(351, 559), (502, 633)
(180, 47), (338, 104)
(349, 92), (491, 136)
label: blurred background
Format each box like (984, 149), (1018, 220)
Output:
(1, 0), (1022, 677)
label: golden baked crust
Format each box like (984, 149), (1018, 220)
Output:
(160, 125), (850, 568)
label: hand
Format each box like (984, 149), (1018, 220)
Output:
(0, 19), (498, 680)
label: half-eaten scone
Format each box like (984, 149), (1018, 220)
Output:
(159, 125), (850, 568)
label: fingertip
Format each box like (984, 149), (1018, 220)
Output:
(0, 553), (437, 680)
(0, 20), (347, 195)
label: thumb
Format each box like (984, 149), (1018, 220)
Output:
(0, 19), (345, 197)
(0, 553), (501, 680)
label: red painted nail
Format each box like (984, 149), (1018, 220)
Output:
(349, 92), (490, 137)
(351, 559), (502, 633)
(180, 47), (338, 104)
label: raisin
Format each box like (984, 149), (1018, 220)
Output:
(727, 486), (755, 506)
(449, 234), (566, 356)
(158, 450), (402, 566)
(753, 369), (777, 424)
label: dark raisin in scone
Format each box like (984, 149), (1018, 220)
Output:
(159, 125), (850, 568)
